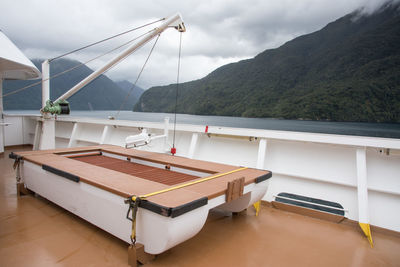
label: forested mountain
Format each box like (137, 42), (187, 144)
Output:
(3, 59), (143, 110)
(135, 2), (400, 122)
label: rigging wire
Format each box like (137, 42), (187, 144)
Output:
(114, 34), (161, 119)
(172, 31), (183, 150)
(49, 18), (165, 62)
(1, 29), (153, 99)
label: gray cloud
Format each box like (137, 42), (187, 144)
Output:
(0, 0), (391, 89)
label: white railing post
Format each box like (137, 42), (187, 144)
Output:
(100, 125), (111, 144)
(188, 133), (199, 159)
(68, 122), (80, 148)
(164, 117), (170, 151)
(32, 120), (42, 150)
(257, 138), (267, 169)
(356, 147), (373, 247)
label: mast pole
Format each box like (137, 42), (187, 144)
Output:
(42, 60), (50, 108)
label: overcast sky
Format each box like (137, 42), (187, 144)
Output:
(1, 0), (391, 89)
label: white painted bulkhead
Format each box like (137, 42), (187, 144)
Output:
(4, 113), (400, 233)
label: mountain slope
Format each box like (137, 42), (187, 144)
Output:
(135, 2), (400, 122)
(115, 80), (145, 104)
(3, 59), (140, 110)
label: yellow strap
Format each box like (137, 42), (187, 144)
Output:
(133, 167), (248, 200)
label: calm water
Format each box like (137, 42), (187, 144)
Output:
(6, 110), (400, 139)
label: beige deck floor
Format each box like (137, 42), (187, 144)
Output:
(1, 146), (400, 267)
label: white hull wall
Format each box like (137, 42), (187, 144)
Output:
(22, 161), (132, 242)
(5, 114), (400, 232)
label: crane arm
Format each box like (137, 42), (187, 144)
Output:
(41, 13), (185, 114)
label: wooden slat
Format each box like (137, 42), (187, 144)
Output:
(72, 155), (199, 186)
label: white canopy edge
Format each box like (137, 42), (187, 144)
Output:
(0, 30), (41, 80)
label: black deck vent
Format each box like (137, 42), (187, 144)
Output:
(275, 192), (344, 216)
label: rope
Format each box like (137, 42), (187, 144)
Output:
(1, 30), (152, 99)
(49, 18), (165, 62)
(172, 31), (183, 149)
(114, 34), (161, 118)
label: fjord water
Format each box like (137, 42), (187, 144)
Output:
(72, 111), (400, 139)
(7, 110), (400, 139)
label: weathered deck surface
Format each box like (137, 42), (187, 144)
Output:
(1, 146), (400, 267)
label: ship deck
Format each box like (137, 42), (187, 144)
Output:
(1, 146), (400, 267)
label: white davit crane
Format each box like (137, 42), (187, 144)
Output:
(38, 13), (185, 150)
(41, 13), (185, 114)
